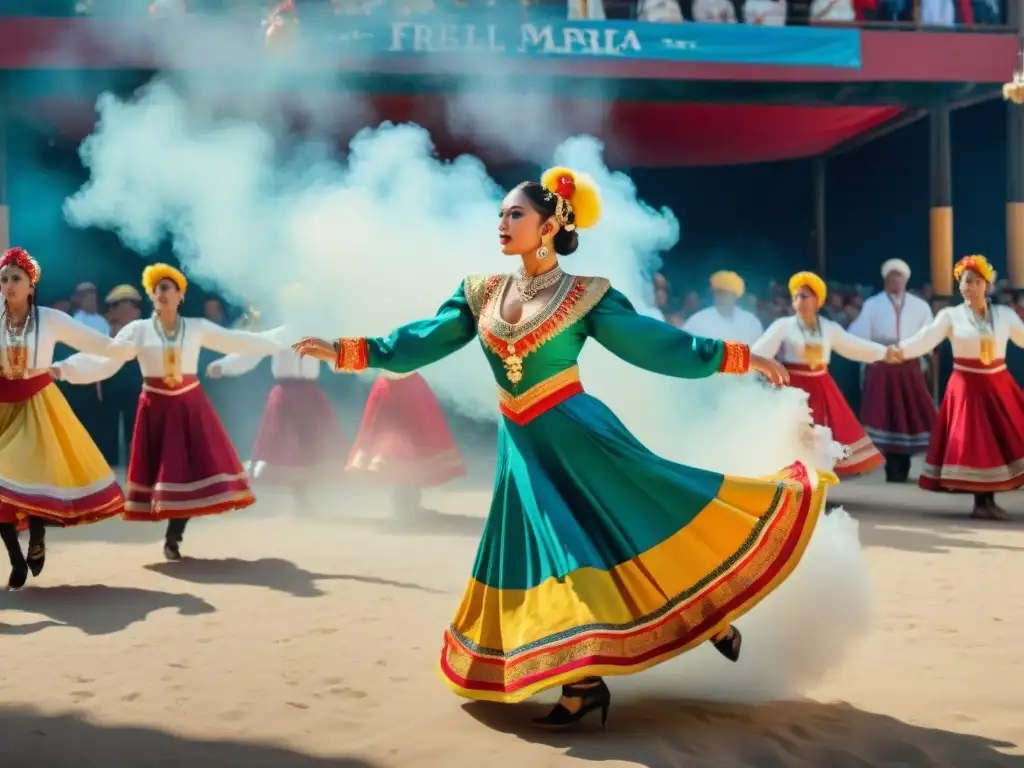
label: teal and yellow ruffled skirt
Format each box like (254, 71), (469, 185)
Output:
(439, 393), (835, 703)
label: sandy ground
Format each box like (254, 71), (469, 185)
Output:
(1, 456), (1022, 768)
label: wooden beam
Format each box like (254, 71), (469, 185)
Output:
(825, 108), (928, 157)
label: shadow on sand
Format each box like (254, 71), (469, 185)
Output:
(145, 557), (445, 597)
(0, 706), (378, 767)
(851, 512), (1024, 555)
(463, 698), (1024, 767)
(0, 584), (215, 636)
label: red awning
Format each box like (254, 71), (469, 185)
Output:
(17, 96), (901, 167)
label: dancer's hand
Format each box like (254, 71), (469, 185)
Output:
(883, 345), (904, 364)
(750, 354), (789, 386)
(206, 362), (223, 379)
(291, 336), (335, 362)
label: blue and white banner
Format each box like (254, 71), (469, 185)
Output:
(324, 20), (861, 69)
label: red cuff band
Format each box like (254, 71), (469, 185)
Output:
(719, 342), (751, 375)
(335, 338), (369, 372)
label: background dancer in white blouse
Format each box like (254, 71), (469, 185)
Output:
(56, 263), (285, 561)
(849, 259), (937, 483)
(896, 255), (1024, 519)
(682, 270), (764, 345)
(753, 271), (899, 477)
(0, 247), (136, 589)
(206, 292), (347, 496)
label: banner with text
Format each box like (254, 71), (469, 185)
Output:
(323, 19), (862, 69)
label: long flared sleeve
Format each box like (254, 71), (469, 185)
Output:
(845, 303), (873, 340)
(47, 309), (138, 361)
(585, 284), (750, 378)
(333, 280), (479, 374)
(207, 325), (290, 377)
(209, 351), (264, 377)
(751, 318), (789, 359)
(1006, 306), (1024, 348)
(827, 320), (888, 363)
(198, 319), (288, 356)
(56, 320), (139, 385)
(898, 308), (953, 360)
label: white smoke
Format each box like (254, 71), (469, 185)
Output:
(616, 506), (874, 703)
(64, 78), (872, 701)
(66, 81), (820, 469)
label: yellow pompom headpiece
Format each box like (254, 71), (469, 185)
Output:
(789, 271), (827, 305)
(953, 254), (996, 284)
(709, 270), (745, 297)
(142, 263), (187, 295)
(540, 166), (602, 232)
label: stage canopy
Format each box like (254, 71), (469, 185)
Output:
(17, 95), (902, 168)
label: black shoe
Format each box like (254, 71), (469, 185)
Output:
(8, 562), (27, 590)
(163, 541), (182, 561)
(532, 678), (611, 730)
(26, 542), (45, 578)
(712, 625), (743, 662)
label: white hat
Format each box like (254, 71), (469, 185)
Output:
(881, 259), (911, 279)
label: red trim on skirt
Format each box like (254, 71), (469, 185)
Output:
(124, 376), (255, 521)
(0, 373), (51, 403)
(919, 358), (1024, 493)
(860, 360), (936, 454)
(785, 364), (883, 477)
(248, 379), (347, 483)
(0, 485), (124, 528)
(346, 373), (466, 488)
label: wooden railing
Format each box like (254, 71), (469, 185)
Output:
(0, 0), (1018, 33)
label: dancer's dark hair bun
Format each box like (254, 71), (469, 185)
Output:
(517, 182), (580, 255)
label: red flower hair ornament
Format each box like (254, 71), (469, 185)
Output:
(0, 247), (42, 286)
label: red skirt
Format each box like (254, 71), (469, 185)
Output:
(786, 364), (883, 477)
(347, 373), (466, 488)
(920, 358), (1024, 493)
(124, 376), (255, 521)
(860, 360), (936, 454)
(248, 378), (346, 483)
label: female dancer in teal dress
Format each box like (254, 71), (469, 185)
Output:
(293, 166), (836, 729)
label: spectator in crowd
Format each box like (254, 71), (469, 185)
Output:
(102, 285), (145, 467)
(72, 282), (110, 336)
(203, 297), (227, 326)
(66, 282), (109, 452)
(682, 270), (764, 345)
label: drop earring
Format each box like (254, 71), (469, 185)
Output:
(537, 246), (550, 260)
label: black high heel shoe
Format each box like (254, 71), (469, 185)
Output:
(712, 626), (743, 663)
(27, 542), (45, 578)
(163, 541), (182, 562)
(8, 560), (27, 590)
(532, 678), (611, 730)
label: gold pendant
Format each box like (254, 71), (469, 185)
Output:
(503, 343), (523, 385)
(7, 345), (27, 378)
(163, 348), (183, 386)
(803, 342), (824, 368)
(979, 335), (995, 365)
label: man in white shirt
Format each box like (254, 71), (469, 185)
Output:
(682, 270), (764, 346)
(848, 258), (937, 483)
(66, 282), (111, 461)
(72, 282), (111, 337)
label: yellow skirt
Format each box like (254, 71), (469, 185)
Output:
(0, 380), (124, 527)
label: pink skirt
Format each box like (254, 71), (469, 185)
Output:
(347, 373), (466, 488)
(125, 376), (255, 521)
(248, 379), (347, 483)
